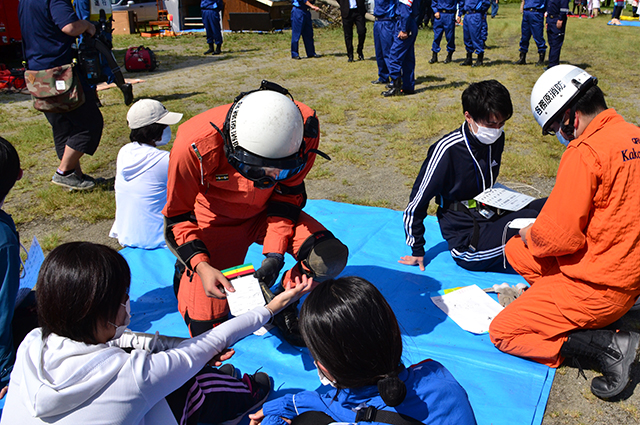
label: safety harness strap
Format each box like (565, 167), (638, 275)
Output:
(164, 214), (209, 272)
(267, 201), (302, 223)
(291, 408), (423, 425)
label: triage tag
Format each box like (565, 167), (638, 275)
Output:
(55, 80), (66, 91)
(221, 264), (266, 317)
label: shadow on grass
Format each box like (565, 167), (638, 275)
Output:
(151, 92), (205, 103)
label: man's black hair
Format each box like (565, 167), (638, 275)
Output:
(300, 276), (407, 407)
(37, 242), (131, 344)
(0, 137), (20, 202)
(572, 85), (607, 117)
(129, 123), (166, 146)
(462, 80), (513, 123)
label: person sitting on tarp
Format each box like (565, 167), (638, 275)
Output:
(0, 137), (23, 399)
(490, 65), (640, 400)
(248, 276), (477, 425)
(0, 241), (317, 425)
(109, 99), (182, 249)
(400, 80), (546, 273)
(162, 81), (348, 346)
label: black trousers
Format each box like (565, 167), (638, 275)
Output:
(342, 8), (366, 58)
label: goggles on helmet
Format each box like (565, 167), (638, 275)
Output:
(227, 147), (307, 189)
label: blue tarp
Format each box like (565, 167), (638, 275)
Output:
(122, 200), (554, 425)
(0, 200), (554, 424)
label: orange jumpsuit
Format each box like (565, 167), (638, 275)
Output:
(162, 101), (326, 331)
(489, 109), (640, 367)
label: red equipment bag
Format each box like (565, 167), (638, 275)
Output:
(124, 46), (158, 72)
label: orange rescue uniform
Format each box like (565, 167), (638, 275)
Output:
(162, 101), (326, 330)
(489, 109), (640, 367)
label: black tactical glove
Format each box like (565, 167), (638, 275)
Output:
(254, 253), (285, 290)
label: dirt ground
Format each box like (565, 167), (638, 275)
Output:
(3, 9), (640, 423)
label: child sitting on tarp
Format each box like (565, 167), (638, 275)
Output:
(0, 137), (22, 399)
(109, 99), (182, 249)
(1, 241), (317, 424)
(249, 276), (477, 425)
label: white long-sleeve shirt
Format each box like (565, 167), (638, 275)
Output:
(1, 307), (270, 425)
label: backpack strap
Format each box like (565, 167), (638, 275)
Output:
(291, 407), (423, 425)
(355, 406), (423, 425)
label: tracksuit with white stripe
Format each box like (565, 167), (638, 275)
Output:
(403, 123), (545, 272)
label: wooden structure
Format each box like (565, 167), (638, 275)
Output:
(164, 0), (292, 32)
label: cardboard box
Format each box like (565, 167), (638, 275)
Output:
(112, 10), (136, 35)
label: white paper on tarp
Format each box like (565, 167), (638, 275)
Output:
(474, 183), (535, 212)
(431, 284), (503, 334)
(16, 237), (44, 307)
(225, 274), (269, 335)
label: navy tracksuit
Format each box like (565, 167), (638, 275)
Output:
(461, 0), (489, 54)
(291, 0), (317, 58)
(519, 0), (547, 54)
(546, 0), (569, 67)
(201, 0), (223, 46)
(431, 0), (460, 53)
(374, 0), (396, 82)
(387, 0), (420, 91)
(403, 123), (545, 272)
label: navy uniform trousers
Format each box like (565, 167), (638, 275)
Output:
(291, 6), (316, 58)
(374, 19), (395, 82)
(519, 10), (546, 53)
(432, 11), (456, 53)
(463, 12), (485, 53)
(546, 17), (565, 67)
(202, 9), (222, 46)
(387, 17), (418, 91)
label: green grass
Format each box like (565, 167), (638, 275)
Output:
(2, 2), (640, 249)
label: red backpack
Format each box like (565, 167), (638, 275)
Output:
(124, 46), (158, 72)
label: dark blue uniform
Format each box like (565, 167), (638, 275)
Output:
(461, 0), (489, 54)
(201, 0), (223, 47)
(403, 124), (545, 272)
(291, 0), (316, 58)
(373, 0), (396, 82)
(546, 0), (568, 67)
(431, 0), (460, 54)
(387, 0), (420, 91)
(519, 0), (546, 54)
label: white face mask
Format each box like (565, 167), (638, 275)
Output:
(156, 126), (172, 146)
(315, 362), (336, 387)
(473, 123), (504, 145)
(109, 298), (131, 341)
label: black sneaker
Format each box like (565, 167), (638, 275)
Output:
(217, 363), (237, 379)
(51, 172), (96, 190)
(272, 302), (306, 347)
(219, 372), (271, 425)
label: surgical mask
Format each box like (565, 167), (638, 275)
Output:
(556, 130), (572, 147)
(156, 126), (172, 146)
(315, 362), (336, 387)
(474, 124), (504, 145)
(109, 298), (131, 341)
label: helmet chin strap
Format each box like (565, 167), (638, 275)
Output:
(560, 105), (577, 141)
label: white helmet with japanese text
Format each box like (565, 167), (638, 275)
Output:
(530, 65), (597, 135)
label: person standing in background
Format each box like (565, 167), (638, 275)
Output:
(202, 0), (224, 54)
(338, 0), (367, 61)
(546, 0), (568, 68)
(515, 0), (547, 66)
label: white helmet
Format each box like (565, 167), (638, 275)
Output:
(530, 65), (597, 134)
(214, 81), (312, 188)
(229, 90), (304, 159)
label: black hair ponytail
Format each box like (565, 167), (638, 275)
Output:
(377, 367), (407, 407)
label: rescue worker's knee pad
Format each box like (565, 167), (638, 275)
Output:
(297, 231), (349, 281)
